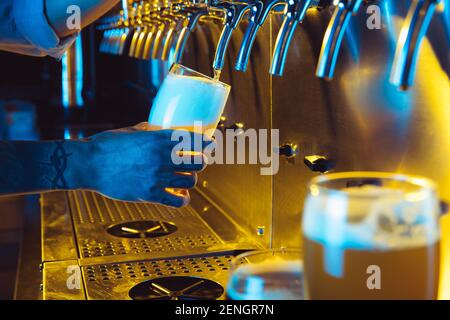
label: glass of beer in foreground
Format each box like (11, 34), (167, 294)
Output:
(302, 172), (441, 300)
(226, 249), (304, 300)
(148, 64), (231, 137)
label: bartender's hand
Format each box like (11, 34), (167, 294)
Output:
(86, 123), (210, 206)
(0, 123), (212, 208)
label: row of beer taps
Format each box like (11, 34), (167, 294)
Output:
(98, 0), (446, 90)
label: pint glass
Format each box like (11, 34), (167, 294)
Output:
(148, 64), (230, 137)
(302, 172), (441, 299)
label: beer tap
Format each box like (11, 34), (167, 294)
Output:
(132, 1), (162, 59)
(122, 0), (130, 22)
(390, 0), (443, 90)
(210, 1), (254, 71)
(140, 23), (158, 59)
(115, 0), (137, 55)
(151, 16), (175, 59)
(269, 0), (316, 76)
(171, 1), (212, 63)
(99, 2), (129, 55)
(117, 20), (132, 55)
(234, 0), (287, 72)
(133, 0), (175, 60)
(315, 0), (363, 79)
(133, 2), (157, 60)
(159, 6), (188, 61)
(128, 2), (145, 57)
(99, 16), (118, 53)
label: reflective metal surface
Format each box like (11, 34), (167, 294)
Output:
(270, 0), (450, 298)
(41, 192), (77, 262)
(176, 0), (450, 297)
(82, 255), (233, 300)
(41, 190), (260, 299)
(40, 0), (450, 299)
(43, 260), (85, 300)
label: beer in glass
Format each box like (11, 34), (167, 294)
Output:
(148, 64), (230, 137)
(302, 172), (440, 299)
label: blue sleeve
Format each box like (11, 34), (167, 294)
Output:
(0, 0), (79, 58)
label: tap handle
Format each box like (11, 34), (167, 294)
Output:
(119, 28), (131, 55)
(161, 26), (176, 61)
(152, 24), (166, 59)
(214, 25), (234, 70)
(270, 0), (313, 76)
(173, 27), (191, 63)
(122, 0), (129, 21)
(390, 0), (442, 90)
(212, 2), (252, 71)
(235, 18), (261, 71)
(184, 7), (210, 29)
(142, 26), (156, 60)
(134, 28), (149, 58)
(235, 1), (284, 72)
(171, 8), (210, 63)
(270, 18), (298, 76)
(100, 30), (108, 53)
(128, 27), (141, 57)
(316, 0), (363, 79)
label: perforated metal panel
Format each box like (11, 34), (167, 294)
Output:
(70, 190), (194, 224)
(67, 190), (234, 264)
(80, 234), (220, 258)
(82, 255), (235, 300)
(41, 191), (258, 299)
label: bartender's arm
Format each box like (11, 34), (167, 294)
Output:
(0, 0), (209, 207)
(0, 0), (120, 57)
(0, 124), (209, 207)
(46, 0), (120, 38)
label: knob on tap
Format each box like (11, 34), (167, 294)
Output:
(235, 0), (287, 72)
(304, 155), (335, 173)
(269, 0), (314, 76)
(211, 1), (254, 71)
(390, 0), (443, 90)
(316, 0), (363, 79)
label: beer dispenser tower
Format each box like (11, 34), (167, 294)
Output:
(35, 0), (450, 299)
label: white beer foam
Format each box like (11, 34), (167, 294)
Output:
(303, 185), (439, 278)
(227, 259), (304, 300)
(148, 73), (229, 128)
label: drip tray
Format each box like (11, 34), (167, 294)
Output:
(41, 191), (259, 300)
(82, 254), (234, 300)
(60, 190), (255, 265)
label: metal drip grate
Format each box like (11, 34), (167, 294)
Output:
(69, 191), (195, 224)
(67, 191), (225, 261)
(84, 255), (233, 282)
(82, 255), (234, 299)
(80, 234), (220, 258)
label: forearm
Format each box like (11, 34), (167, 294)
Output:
(0, 140), (90, 196)
(45, 0), (120, 38)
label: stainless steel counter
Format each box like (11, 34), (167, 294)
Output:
(39, 190), (261, 300)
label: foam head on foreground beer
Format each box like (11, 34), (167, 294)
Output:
(302, 185), (440, 299)
(226, 259), (304, 300)
(148, 72), (230, 135)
